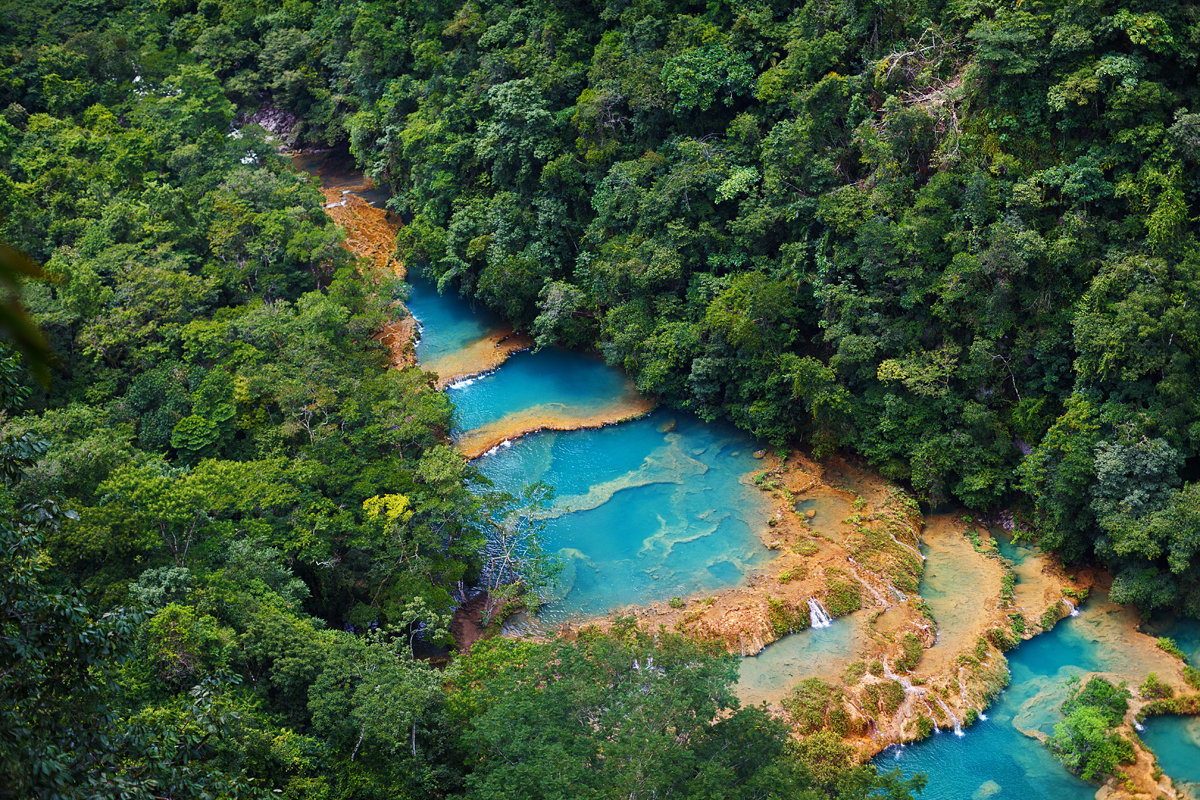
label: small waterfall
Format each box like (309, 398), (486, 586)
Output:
(1062, 598), (1080, 617)
(920, 699), (941, 732)
(808, 598), (833, 629)
(888, 530), (925, 562)
(844, 564), (891, 607)
(933, 697), (965, 737)
(1134, 720), (1144, 732)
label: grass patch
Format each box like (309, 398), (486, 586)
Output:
(823, 569), (863, 616)
(894, 631), (923, 672)
(842, 661), (866, 684)
(793, 539), (819, 556)
(783, 678), (861, 736)
(767, 597), (810, 637)
(1000, 563), (1016, 605)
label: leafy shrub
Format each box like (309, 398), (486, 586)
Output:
(1047, 677), (1135, 782)
(895, 632), (924, 672)
(986, 627), (1018, 651)
(1000, 569), (1016, 605)
(1139, 673), (1173, 699)
(880, 680), (906, 714)
(823, 570), (862, 616)
(915, 716), (934, 738)
(1040, 607), (1061, 629)
(784, 678), (858, 736)
(767, 597), (809, 637)
(793, 540), (819, 556)
(842, 661), (866, 684)
(1156, 637), (1186, 660)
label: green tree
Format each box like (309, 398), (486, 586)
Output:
(1047, 678), (1135, 782)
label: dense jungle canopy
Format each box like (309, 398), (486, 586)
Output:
(1, 0), (1199, 796)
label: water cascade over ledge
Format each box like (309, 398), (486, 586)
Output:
(808, 598), (833, 629)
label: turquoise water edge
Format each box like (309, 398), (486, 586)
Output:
(413, 273), (1199, 799)
(475, 413), (772, 623)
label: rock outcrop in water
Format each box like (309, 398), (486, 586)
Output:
(454, 396), (658, 459)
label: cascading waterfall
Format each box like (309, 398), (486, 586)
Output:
(1062, 597), (1080, 617)
(920, 699), (940, 731)
(808, 597), (833, 628)
(933, 697), (965, 737)
(888, 530), (925, 562)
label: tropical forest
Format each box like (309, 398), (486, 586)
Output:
(3, 0), (1200, 798)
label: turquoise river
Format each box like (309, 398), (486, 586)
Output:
(403, 270), (1200, 800)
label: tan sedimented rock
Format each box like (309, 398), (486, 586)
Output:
(292, 152), (416, 368)
(546, 452), (1152, 764)
(453, 393), (658, 459)
(425, 329), (537, 389)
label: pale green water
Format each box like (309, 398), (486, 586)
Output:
(922, 527), (994, 653)
(736, 614), (867, 706)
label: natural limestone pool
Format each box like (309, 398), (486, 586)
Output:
(414, 274), (1200, 795)
(299, 155), (1200, 800)
(1139, 716), (1200, 799)
(405, 275), (511, 373)
(474, 413), (772, 623)
(735, 613), (867, 706)
(402, 269), (773, 622)
(882, 589), (1185, 799)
